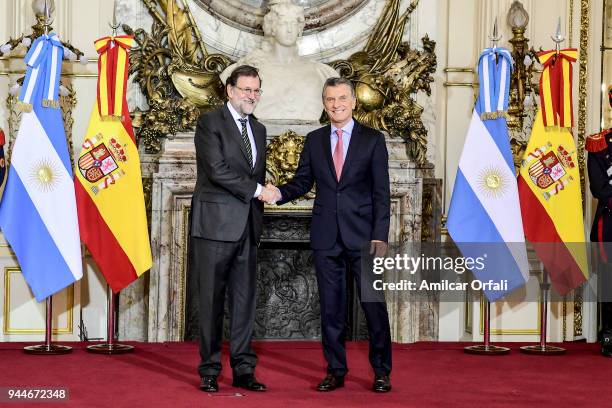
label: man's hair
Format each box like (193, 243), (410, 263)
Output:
(225, 65), (261, 91)
(322, 77), (355, 100)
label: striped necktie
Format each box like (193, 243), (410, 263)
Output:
(238, 118), (253, 166)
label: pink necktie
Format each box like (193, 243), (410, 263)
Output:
(333, 129), (344, 180)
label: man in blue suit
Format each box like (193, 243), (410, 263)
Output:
(265, 77), (392, 392)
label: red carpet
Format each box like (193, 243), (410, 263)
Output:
(0, 341), (609, 407)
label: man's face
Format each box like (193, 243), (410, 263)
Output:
(227, 75), (262, 116)
(274, 15), (301, 47)
(323, 84), (356, 127)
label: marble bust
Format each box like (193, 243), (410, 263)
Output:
(220, 0), (339, 123)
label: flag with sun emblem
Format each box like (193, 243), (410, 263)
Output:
(447, 47), (529, 301)
(0, 33), (82, 301)
(517, 49), (588, 294)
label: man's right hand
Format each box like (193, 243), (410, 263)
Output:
(258, 183), (282, 204)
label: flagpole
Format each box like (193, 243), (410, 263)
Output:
(86, 286), (134, 354)
(24, 297), (72, 354)
(520, 268), (565, 354)
(465, 298), (510, 355)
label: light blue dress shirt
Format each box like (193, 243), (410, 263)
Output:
(330, 119), (354, 161)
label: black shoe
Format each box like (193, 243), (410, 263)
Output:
(373, 375), (391, 392)
(602, 346), (612, 357)
(232, 374), (267, 391)
(316, 374), (345, 392)
(200, 375), (218, 392)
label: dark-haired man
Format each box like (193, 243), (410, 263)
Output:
(264, 77), (393, 392)
(191, 65), (275, 393)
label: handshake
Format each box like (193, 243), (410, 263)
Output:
(258, 183), (282, 205)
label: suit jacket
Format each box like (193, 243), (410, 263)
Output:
(191, 104), (267, 243)
(277, 119), (391, 250)
(588, 130), (612, 242)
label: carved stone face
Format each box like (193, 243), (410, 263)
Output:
(262, 4), (305, 46)
(274, 14), (302, 46)
(276, 138), (299, 170)
(267, 131), (306, 186)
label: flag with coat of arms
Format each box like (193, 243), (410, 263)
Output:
(74, 35), (152, 292)
(517, 48), (588, 294)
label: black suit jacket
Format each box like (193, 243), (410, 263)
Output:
(191, 104), (267, 243)
(588, 130), (612, 242)
(277, 120), (391, 250)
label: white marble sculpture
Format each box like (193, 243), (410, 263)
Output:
(220, 0), (339, 123)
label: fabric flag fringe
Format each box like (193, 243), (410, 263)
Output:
(94, 36), (134, 119)
(75, 35), (152, 293)
(447, 47), (529, 302)
(0, 33), (82, 301)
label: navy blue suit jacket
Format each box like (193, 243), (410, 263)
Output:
(277, 120), (391, 250)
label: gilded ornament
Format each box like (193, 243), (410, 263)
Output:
(130, 0), (435, 163)
(330, 0), (436, 164)
(265, 131), (315, 199)
(125, 0), (233, 153)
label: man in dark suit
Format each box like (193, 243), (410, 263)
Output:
(265, 77), (393, 392)
(191, 65), (275, 392)
(586, 86), (612, 357)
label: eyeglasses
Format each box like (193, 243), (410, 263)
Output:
(234, 86), (263, 97)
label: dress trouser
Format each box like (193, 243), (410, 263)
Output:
(313, 238), (392, 377)
(193, 218), (258, 377)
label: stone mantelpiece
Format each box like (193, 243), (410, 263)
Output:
(118, 126), (442, 343)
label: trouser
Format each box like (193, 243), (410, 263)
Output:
(313, 239), (392, 376)
(193, 220), (258, 377)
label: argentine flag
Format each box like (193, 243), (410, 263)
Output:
(0, 33), (82, 301)
(447, 48), (529, 301)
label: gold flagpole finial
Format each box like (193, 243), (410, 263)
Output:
(551, 17), (564, 53)
(489, 17), (502, 49)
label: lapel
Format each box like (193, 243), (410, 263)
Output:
(338, 120), (362, 185)
(221, 104), (251, 168)
(251, 116), (266, 172)
(320, 124), (337, 183)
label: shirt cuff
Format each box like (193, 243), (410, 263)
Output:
(254, 183), (263, 198)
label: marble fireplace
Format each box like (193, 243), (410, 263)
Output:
(117, 123), (442, 343)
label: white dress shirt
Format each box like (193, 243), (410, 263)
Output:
(226, 102), (263, 198)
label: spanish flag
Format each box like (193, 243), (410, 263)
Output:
(74, 36), (152, 292)
(517, 48), (588, 294)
